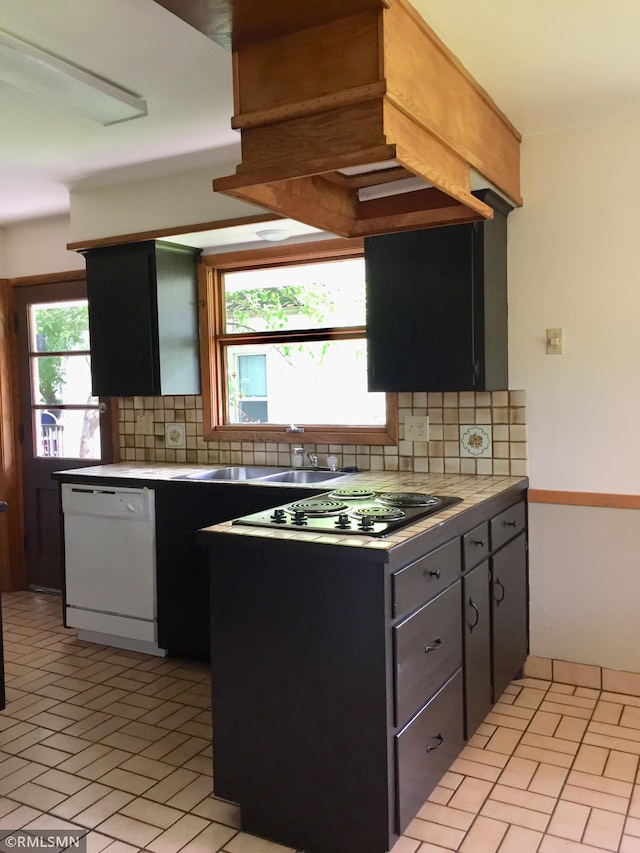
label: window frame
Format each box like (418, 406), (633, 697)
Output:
(200, 238), (398, 445)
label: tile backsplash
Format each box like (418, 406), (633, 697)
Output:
(118, 390), (527, 476)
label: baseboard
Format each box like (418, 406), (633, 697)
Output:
(525, 655), (640, 697)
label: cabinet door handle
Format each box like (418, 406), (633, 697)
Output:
(467, 598), (479, 632)
(424, 638), (442, 654)
(472, 538), (485, 547)
(504, 520), (517, 528)
(494, 577), (505, 605)
(426, 733), (444, 753)
(427, 568), (441, 579)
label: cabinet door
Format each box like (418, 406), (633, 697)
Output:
(156, 528), (209, 656)
(365, 225), (475, 391)
(491, 533), (528, 702)
(463, 562), (492, 739)
(86, 245), (159, 396)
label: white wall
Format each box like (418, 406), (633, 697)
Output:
(509, 112), (640, 672)
(2, 215), (83, 279)
(69, 165), (267, 244)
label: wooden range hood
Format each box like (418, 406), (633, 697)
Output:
(155, 0), (522, 237)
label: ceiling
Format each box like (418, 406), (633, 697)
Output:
(1, 0), (639, 231)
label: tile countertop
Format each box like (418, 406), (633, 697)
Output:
(53, 463), (528, 552)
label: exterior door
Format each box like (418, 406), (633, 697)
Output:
(14, 279), (113, 590)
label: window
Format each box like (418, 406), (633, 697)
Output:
(201, 240), (397, 444)
(28, 299), (102, 459)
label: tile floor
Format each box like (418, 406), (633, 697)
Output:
(1, 592), (639, 853)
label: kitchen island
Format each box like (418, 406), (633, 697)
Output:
(199, 472), (528, 853)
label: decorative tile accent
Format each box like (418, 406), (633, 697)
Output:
(164, 423), (185, 449)
(460, 425), (493, 458)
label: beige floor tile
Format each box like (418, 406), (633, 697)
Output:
(447, 776), (492, 812)
(573, 743), (609, 775)
(166, 774), (213, 811)
(514, 744), (574, 768)
(459, 815), (508, 852)
(120, 796), (184, 829)
(389, 837), (421, 853)
(118, 755), (176, 781)
(97, 813), (162, 847)
(555, 716), (589, 742)
(519, 732), (580, 756)
(147, 813), (212, 853)
(528, 763), (569, 798)
(72, 790), (135, 828)
(625, 815), (640, 837)
(514, 687), (546, 709)
(584, 730), (640, 756)
(622, 706), (640, 730)
(144, 768), (200, 804)
(191, 796), (241, 828)
(592, 700), (623, 725)
(404, 818), (466, 849)
(498, 756), (538, 790)
(179, 821), (237, 852)
(468, 733), (490, 748)
(527, 711), (561, 736)
(629, 785), (640, 818)
(99, 767), (156, 796)
(485, 726), (523, 754)
(449, 757), (502, 782)
(539, 834), (606, 852)
(546, 799), (590, 841)
(0, 761), (49, 795)
(489, 783), (556, 814)
(458, 745), (508, 768)
(561, 782), (629, 814)
(479, 798), (550, 832)
(568, 767), (633, 797)
(582, 808), (625, 850)
(621, 835), (640, 853)
(9, 780), (67, 810)
(415, 801), (474, 830)
(50, 782), (112, 820)
(497, 824), (543, 852)
(0, 804), (43, 829)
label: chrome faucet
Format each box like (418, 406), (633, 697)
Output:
(306, 452), (318, 468)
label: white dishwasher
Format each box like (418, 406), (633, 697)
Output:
(62, 483), (167, 656)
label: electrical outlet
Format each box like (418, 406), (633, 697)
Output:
(135, 412), (153, 435)
(404, 415), (429, 441)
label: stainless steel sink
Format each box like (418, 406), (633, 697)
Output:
(259, 469), (348, 484)
(174, 466), (288, 481)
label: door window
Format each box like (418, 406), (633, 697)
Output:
(28, 299), (101, 459)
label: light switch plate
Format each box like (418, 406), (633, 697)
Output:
(546, 327), (564, 354)
(165, 423), (185, 449)
(135, 412), (153, 435)
(405, 415), (429, 441)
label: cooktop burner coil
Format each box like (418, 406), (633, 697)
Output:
(327, 488), (377, 500)
(351, 505), (405, 521)
(377, 492), (443, 508)
(286, 498), (349, 517)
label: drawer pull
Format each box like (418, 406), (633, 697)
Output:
(424, 638), (442, 654)
(426, 568), (441, 579)
(425, 733), (444, 753)
(494, 577), (505, 605)
(504, 520), (517, 528)
(467, 598), (479, 632)
(472, 538), (485, 547)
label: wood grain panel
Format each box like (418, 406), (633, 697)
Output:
(528, 490), (640, 510)
(153, 0), (385, 51)
(0, 280), (25, 590)
(383, 0), (521, 205)
(238, 100), (388, 173)
(235, 12), (381, 113)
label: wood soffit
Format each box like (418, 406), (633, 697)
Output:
(153, 0), (522, 238)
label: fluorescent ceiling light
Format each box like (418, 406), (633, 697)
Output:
(0, 27), (147, 125)
(358, 176), (432, 202)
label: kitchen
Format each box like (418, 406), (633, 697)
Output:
(1, 1), (640, 851)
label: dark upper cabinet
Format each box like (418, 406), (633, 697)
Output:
(365, 190), (512, 392)
(83, 240), (201, 397)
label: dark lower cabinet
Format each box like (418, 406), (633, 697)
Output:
(155, 483), (319, 656)
(462, 562), (492, 738)
(491, 532), (528, 701)
(206, 485), (528, 853)
(396, 670), (464, 833)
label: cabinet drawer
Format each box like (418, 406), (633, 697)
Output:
(490, 500), (526, 552)
(396, 669), (464, 834)
(394, 582), (462, 726)
(393, 538), (460, 617)
(463, 522), (489, 569)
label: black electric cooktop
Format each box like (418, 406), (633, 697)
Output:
(232, 488), (463, 538)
